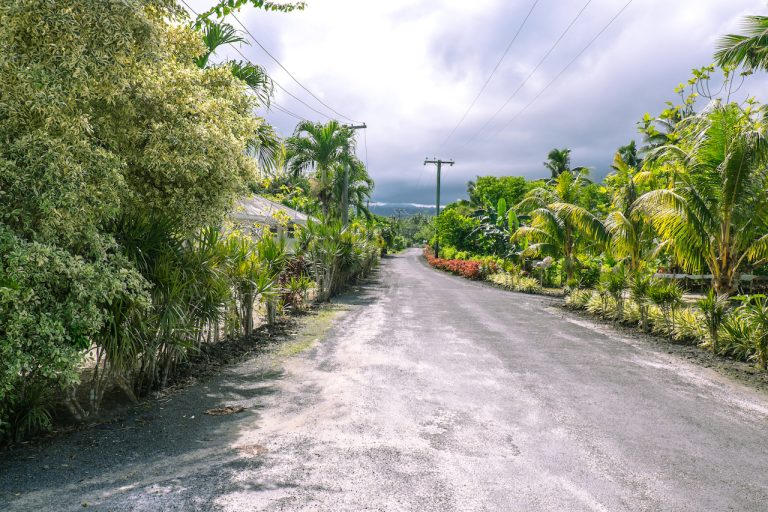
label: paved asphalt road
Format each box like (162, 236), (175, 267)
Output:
(2, 248), (768, 511)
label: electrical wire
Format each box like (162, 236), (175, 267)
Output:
(438, 0), (539, 150)
(460, 0), (593, 148)
(491, 0), (635, 139)
(270, 101), (307, 121)
(228, 11), (362, 124)
(179, 0), (344, 122)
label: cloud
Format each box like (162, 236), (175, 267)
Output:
(188, 0), (768, 204)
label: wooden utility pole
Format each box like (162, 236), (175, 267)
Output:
(342, 123), (367, 227)
(424, 158), (455, 258)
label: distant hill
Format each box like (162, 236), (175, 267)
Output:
(369, 203), (436, 218)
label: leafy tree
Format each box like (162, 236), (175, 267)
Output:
(617, 140), (642, 168)
(436, 209), (481, 254)
(471, 198), (520, 258)
(467, 176), (530, 208)
(197, 0), (306, 26)
(0, 0), (266, 437)
(194, 20), (274, 106)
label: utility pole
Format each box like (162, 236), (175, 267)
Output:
(342, 123), (367, 227)
(424, 157), (455, 258)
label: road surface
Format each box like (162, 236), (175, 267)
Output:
(2, 248), (768, 511)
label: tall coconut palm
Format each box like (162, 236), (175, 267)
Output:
(634, 100), (768, 297)
(543, 148), (588, 180)
(285, 120), (355, 216)
(515, 170), (607, 284)
(715, 15), (768, 71)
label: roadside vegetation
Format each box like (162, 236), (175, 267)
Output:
(0, 0), (390, 445)
(420, 15), (768, 374)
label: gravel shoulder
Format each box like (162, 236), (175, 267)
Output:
(0, 294), (360, 511)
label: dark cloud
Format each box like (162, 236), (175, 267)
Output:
(189, 0), (768, 204)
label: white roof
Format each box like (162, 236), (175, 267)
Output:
(232, 195), (311, 227)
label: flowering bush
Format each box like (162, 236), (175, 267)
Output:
(424, 247), (495, 280)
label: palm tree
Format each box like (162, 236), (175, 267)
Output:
(634, 101), (768, 297)
(285, 120), (355, 216)
(515, 170), (607, 284)
(194, 20), (274, 105)
(331, 158), (374, 219)
(715, 15), (768, 71)
(603, 153), (658, 273)
(193, 20), (282, 174)
(543, 148), (588, 180)
(617, 140), (642, 168)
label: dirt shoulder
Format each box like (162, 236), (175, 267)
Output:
(0, 298), (355, 510)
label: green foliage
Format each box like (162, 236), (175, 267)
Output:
(719, 307), (759, 361)
(715, 15), (768, 71)
(629, 273), (652, 330)
(599, 266), (627, 320)
(468, 176), (530, 208)
(635, 97), (768, 297)
(299, 218), (379, 302)
(285, 120), (363, 217)
(436, 209), (481, 254)
(0, 225), (148, 437)
(697, 290), (730, 352)
(0, 0), (296, 442)
(196, 0), (306, 26)
(515, 171), (606, 284)
(488, 273), (542, 294)
(565, 289), (593, 309)
(646, 279), (683, 335)
(543, 148), (587, 180)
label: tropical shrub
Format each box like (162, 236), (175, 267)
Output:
(697, 290), (730, 352)
(646, 279), (683, 335)
(489, 273), (542, 294)
(599, 266), (627, 320)
(719, 308), (758, 361)
(630, 273), (652, 331)
(424, 247), (490, 280)
(565, 289), (593, 309)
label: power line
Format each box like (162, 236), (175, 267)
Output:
(270, 101), (307, 121)
(271, 79), (336, 121)
(213, 28), (337, 120)
(438, 0), (539, 150)
(491, 0), (635, 139)
(228, 11), (361, 124)
(179, 0), (343, 123)
(460, 0), (593, 147)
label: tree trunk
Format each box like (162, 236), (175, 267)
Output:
(713, 272), (736, 298)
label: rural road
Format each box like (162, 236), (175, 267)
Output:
(2, 248), (768, 511)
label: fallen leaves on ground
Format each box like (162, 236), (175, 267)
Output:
(204, 406), (246, 416)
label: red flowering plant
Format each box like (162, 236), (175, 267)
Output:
(423, 247), (495, 280)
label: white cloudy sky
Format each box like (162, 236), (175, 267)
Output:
(187, 0), (768, 204)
